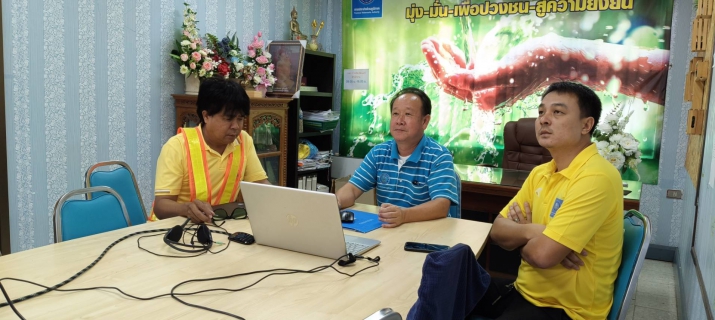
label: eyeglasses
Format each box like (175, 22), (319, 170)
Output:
(212, 204), (248, 221)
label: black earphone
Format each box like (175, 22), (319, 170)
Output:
(163, 219), (214, 253)
(337, 253), (381, 266)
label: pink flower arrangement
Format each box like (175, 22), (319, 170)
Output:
(169, 4), (215, 79)
(234, 31), (275, 89)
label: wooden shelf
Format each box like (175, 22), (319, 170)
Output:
(300, 91), (333, 98)
(257, 151), (282, 158)
(305, 50), (335, 58)
(299, 131), (333, 138)
(297, 166), (331, 174)
(287, 51), (335, 188)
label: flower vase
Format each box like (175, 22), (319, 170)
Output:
(308, 35), (320, 51)
(243, 84), (265, 99)
(256, 84), (267, 97)
(184, 74), (200, 95)
(620, 166), (638, 181)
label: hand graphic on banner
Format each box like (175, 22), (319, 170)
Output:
(421, 33), (669, 111)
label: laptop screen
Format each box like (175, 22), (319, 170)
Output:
(240, 182), (353, 259)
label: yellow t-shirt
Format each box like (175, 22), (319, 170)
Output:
(499, 143), (624, 320)
(154, 126), (268, 204)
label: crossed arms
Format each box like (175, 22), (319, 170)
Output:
(490, 173), (618, 270)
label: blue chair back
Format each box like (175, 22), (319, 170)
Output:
(53, 187), (131, 242)
(608, 210), (651, 320)
(86, 161), (147, 225)
(448, 170), (461, 218)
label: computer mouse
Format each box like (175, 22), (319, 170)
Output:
(340, 210), (355, 223)
(228, 232), (255, 245)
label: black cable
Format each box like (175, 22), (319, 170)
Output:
(0, 228), (170, 308)
(203, 223), (231, 254)
(0, 255), (377, 304)
(137, 224), (232, 258)
(0, 222), (380, 319)
(186, 226), (197, 245)
(137, 233), (207, 258)
(0, 277), (175, 301)
(0, 282), (24, 320)
(169, 254), (381, 319)
(182, 223), (232, 255)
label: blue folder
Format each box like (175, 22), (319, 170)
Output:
(341, 210), (382, 233)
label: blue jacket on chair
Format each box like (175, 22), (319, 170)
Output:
(407, 243), (491, 320)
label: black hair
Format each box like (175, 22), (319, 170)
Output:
(196, 77), (250, 124)
(389, 87), (432, 116)
(541, 81), (602, 136)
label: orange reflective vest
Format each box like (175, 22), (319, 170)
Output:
(149, 127), (246, 221)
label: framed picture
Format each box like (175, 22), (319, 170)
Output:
(266, 40), (305, 95)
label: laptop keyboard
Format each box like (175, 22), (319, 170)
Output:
(346, 241), (371, 255)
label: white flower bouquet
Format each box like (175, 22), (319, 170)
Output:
(593, 102), (641, 177)
(169, 3), (215, 79)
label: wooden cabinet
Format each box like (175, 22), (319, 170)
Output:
(172, 94), (291, 186)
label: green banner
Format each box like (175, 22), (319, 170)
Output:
(340, 0), (673, 184)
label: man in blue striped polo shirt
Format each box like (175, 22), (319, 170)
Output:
(336, 87), (459, 228)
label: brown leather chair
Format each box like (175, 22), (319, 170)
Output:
(502, 118), (552, 171)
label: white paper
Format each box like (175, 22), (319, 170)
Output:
(344, 69), (369, 90)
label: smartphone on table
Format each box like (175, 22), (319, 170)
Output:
(404, 242), (450, 253)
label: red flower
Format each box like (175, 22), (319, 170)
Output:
(217, 62), (230, 76)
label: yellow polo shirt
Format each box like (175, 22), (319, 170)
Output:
(499, 143), (623, 320)
(154, 126), (268, 204)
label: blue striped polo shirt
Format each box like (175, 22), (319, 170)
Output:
(349, 135), (459, 209)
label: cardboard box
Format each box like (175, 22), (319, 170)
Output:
(332, 175), (376, 206)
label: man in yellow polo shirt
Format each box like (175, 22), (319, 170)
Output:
(152, 77), (269, 223)
(470, 82), (623, 320)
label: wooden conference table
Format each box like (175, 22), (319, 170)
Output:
(0, 204), (492, 319)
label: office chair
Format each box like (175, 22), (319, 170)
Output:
(502, 118), (552, 171)
(53, 186), (131, 242)
(448, 170), (462, 218)
(608, 210), (651, 320)
(85, 160), (148, 225)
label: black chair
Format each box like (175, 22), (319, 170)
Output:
(502, 118), (552, 171)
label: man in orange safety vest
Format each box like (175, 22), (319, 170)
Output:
(150, 77), (270, 223)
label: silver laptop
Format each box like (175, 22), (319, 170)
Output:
(240, 182), (380, 260)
